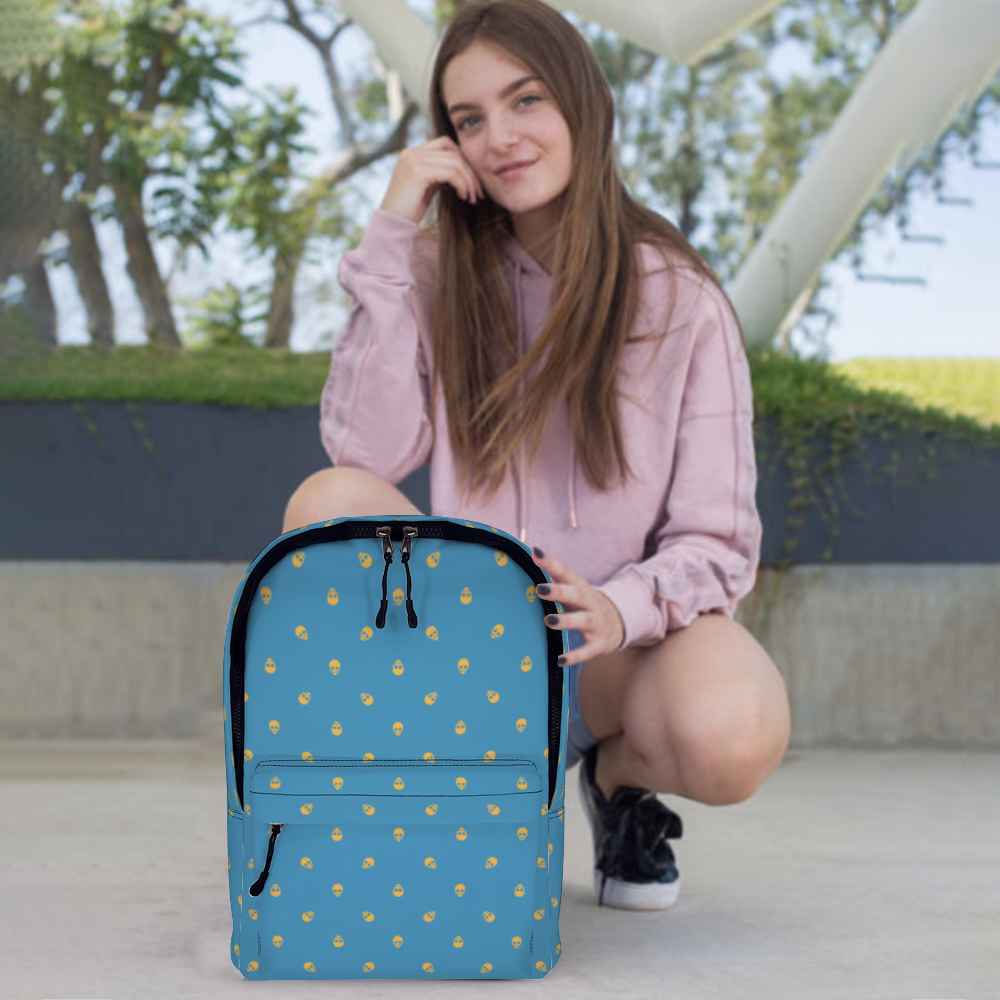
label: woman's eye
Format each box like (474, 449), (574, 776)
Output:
(456, 93), (541, 132)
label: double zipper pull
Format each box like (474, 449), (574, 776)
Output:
(401, 526), (419, 628)
(375, 526), (393, 629)
(248, 823), (283, 897)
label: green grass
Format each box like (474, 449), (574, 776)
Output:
(0, 343), (330, 409)
(1, 342), (999, 447)
(831, 357), (1000, 431)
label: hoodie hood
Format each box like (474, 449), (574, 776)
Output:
(497, 229), (579, 544)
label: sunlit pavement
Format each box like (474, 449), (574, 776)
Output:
(1, 740), (996, 999)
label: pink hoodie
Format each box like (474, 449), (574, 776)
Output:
(320, 208), (762, 651)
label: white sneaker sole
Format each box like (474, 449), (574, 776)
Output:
(578, 753), (681, 911)
(592, 869), (681, 910)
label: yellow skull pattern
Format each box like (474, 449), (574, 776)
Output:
(236, 524), (569, 981)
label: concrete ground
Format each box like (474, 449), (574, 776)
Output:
(2, 740), (997, 999)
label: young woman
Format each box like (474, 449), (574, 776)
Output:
(284, 0), (791, 912)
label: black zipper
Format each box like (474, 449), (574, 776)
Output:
(230, 520), (563, 814)
(247, 822), (284, 897)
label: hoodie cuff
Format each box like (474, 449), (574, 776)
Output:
(594, 567), (659, 651)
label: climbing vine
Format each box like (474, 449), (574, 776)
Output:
(3, 344), (999, 569)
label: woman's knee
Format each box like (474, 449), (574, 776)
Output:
(282, 466), (421, 533)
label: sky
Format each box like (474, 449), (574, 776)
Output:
(48, 0), (1000, 360)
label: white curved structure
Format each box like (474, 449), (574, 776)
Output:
(339, 0), (1000, 347)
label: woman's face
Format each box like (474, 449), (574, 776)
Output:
(442, 41), (572, 236)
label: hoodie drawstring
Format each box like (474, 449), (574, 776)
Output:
(503, 234), (580, 538)
(568, 438), (578, 530)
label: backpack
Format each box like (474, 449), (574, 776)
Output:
(223, 514), (569, 980)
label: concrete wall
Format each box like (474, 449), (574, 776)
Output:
(2, 562), (997, 748)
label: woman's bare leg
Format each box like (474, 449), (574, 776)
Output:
(281, 467), (424, 533)
(576, 612), (791, 806)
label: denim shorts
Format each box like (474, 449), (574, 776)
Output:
(564, 628), (598, 771)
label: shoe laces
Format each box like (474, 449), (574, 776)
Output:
(600, 787), (683, 884)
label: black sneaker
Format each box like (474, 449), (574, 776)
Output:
(578, 741), (683, 909)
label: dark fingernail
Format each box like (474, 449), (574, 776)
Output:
(557, 656), (567, 667)
(536, 584), (551, 596)
(533, 546), (544, 559)
(545, 615), (558, 625)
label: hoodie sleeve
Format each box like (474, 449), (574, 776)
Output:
(594, 281), (762, 649)
(319, 209), (435, 484)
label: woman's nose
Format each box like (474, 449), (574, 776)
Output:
(486, 114), (520, 151)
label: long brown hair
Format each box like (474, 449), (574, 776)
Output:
(419, 0), (746, 505)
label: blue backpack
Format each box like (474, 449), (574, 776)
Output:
(223, 514), (569, 980)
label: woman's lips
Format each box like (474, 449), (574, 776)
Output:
(498, 160), (535, 179)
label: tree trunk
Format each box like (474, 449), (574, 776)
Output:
(263, 244), (307, 349)
(62, 198), (115, 346)
(114, 180), (180, 347)
(21, 256), (57, 346)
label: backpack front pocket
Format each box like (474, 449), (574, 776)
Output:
(243, 757), (545, 980)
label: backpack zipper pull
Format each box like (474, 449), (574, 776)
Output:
(401, 526), (419, 628)
(248, 823), (284, 897)
(374, 526), (393, 628)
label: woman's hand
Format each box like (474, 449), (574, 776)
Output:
(379, 135), (486, 225)
(532, 546), (625, 666)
